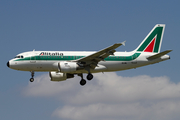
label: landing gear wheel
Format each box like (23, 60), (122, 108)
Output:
(87, 73), (93, 80)
(80, 79), (86, 86)
(30, 71), (35, 82)
(30, 78), (34, 82)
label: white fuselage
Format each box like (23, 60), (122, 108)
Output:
(8, 50), (170, 74)
(6, 24), (171, 86)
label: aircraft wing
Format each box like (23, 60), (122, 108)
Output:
(75, 41), (125, 68)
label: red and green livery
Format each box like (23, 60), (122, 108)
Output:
(136, 24), (165, 53)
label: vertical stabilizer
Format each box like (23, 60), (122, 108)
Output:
(135, 24), (165, 53)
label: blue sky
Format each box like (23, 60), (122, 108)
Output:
(1, 0), (179, 120)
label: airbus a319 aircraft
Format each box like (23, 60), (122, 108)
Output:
(7, 24), (172, 86)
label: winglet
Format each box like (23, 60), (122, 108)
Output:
(147, 50), (172, 60)
(121, 41), (126, 46)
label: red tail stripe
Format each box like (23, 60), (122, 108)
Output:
(144, 37), (156, 52)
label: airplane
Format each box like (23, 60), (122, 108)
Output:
(7, 24), (172, 86)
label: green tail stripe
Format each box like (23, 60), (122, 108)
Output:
(137, 26), (163, 53)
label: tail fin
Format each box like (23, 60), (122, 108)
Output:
(135, 24), (165, 53)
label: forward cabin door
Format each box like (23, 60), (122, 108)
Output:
(30, 56), (36, 63)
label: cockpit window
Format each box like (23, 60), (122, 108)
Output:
(15, 56), (24, 58)
(15, 56), (20, 58)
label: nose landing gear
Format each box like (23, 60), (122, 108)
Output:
(30, 71), (35, 82)
(30, 78), (34, 82)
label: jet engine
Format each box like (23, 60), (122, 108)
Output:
(49, 72), (74, 81)
(58, 62), (78, 73)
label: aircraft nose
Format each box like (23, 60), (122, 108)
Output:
(7, 61), (10, 68)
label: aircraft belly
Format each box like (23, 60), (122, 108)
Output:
(99, 61), (135, 72)
(98, 59), (161, 72)
(14, 61), (57, 72)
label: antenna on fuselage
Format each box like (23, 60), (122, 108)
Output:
(33, 49), (35, 52)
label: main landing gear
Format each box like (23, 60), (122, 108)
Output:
(87, 73), (93, 80)
(78, 73), (93, 86)
(30, 71), (34, 82)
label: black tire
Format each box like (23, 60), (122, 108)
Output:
(30, 78), (34, 82)
(87, 73), (93, 80)
(80, 79), (86, 86)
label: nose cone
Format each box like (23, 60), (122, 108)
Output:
(7, 61), (10, 67)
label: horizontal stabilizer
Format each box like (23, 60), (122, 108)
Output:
(147, 50), (172, 60)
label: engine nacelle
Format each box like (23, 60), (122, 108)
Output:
(59, 62), (78, 73)
(49, 72), (74, 81)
